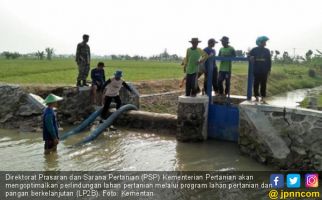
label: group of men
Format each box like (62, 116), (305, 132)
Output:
(42, 34), (272, 155)
(42, 34), (134, 154)
(75, 34), (134, 112)
(183, 36), (271, 103)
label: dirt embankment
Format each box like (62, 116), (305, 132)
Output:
(22, 79), (181, 96)
(132, 75), (248, 95)
(21, 77), (247, 113)
(21, 74), (247, 96)
(21, 72), (322, 115)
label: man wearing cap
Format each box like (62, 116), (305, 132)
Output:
(76, 34), (91, 87)
(183, 38), (208, 97)
(43, 94), (63, 154)
(101, 70), (134, 119)
(249, 36), (271, 102)
(218, 36), (236, 96)
(91, 62), (106, 105)
(203, 38), (219, 95)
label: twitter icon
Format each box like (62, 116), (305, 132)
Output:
(287, 174), (301, 188)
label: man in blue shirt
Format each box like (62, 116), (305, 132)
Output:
(203, 38), (219, 95)
(249, 36), (271, 102)
(91, 62), (106, 105)
(43, 94), (63, 154)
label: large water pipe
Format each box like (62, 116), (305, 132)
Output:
(74, 104), (137, 146)
(60, 108), (103, 140)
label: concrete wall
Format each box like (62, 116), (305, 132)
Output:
(0, 84), (139, 130)
(115, 110), (177, 134)
(177, 96), (209, 141)
(0, 84), (177, 135)
(0, 84), (43, 131)
(239, 101), (322, 170)
(59, 85), (139, 124)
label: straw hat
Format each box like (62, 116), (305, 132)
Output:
(189, 38), (202, 43)
(43, 94), (63, 104)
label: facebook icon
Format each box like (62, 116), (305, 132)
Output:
(270, 174), (284, 188)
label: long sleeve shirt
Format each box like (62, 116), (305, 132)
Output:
(75, 42), (91, 64)
(249, 47), (272, 75)
(103, 78), (132, 97)
(203, 47), (217, 70)
(43, 107), (59, 141)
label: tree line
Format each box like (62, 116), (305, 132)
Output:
(1, 48), (54, 60)
(272, 49), (322, 65)
(109, 49), (182, 61)
(1, 48), (321, 67)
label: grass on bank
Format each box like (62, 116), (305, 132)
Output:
(319, 95), (322, 106)
(300, 93), (322, 108)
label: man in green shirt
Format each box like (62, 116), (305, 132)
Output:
(183, 38), (208, 96)
(218, 36), (236, 96)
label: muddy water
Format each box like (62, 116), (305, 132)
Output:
(0, 128), (270, 171)
(266, 86), (322, 108)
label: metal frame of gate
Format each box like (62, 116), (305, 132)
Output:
(206, 56), (253, 142)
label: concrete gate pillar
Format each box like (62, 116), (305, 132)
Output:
(177, 95), (209, 141)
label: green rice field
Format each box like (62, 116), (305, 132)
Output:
(0, 59), (321, 91)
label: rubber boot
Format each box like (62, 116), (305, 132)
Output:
(76, 80), (82, 87)
(82, 80), (89, 87)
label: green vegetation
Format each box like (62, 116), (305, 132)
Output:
(318, 95), (322, 105)
(0, 59), (183, 85)
(0, 59), (321, 94)
(267, 67), (322, 96)
(300, 97), (309, 108)
(300, 93), (322, 109)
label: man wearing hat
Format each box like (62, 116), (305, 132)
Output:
(249, 36), (271, 102)
(43, 94), (63, 154)
(203, 38), (219, 95)
(75, 34), (91, 87)
(218, 36), (236, 96)
(91, 62), (106, 105)
(100, 70), (134, 119)
(183, 38), (208, 96)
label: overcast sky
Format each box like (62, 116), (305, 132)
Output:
(0, 0), (321, 56)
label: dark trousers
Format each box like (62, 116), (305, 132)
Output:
(77, 63), (90, 81)
(44, 140), (57, 150)
(101, 96), (122, 119)
(44, 140), (57, 154)
(218, 71), (231, 95)
(185, 73), (197, 96)
(204, 67), (218, 95)
(254, 73), (268, 97)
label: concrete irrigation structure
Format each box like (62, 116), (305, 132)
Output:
(1, 64), (322, 170)
(176, 56), (322, 170)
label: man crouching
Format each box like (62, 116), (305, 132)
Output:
(43, 94), (63, 154)
(100, 70), (134, 119)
